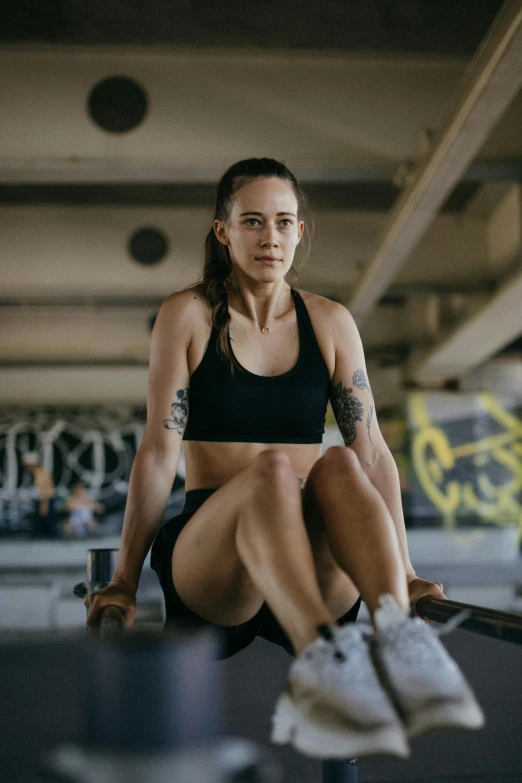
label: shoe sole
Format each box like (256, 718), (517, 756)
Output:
(271, 691), (410, 760)
(405, 698), (485, 738)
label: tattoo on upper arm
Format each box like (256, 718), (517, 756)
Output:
(352, 369), (374, 444)
(163, 388), (190, 433)
(330, 381), (364, 446)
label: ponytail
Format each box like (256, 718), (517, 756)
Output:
(200, 227), (239, 372)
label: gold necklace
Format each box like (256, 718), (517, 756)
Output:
(237, 285), (285, 335)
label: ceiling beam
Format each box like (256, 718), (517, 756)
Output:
(347, 0), (522, 327)
(1, 159), (521, 186)
(411, 267), (522, 380)
(0, 181), (482, 212)
(0, 161), (395, 185)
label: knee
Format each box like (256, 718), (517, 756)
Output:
(310, 446), (362, 486)
(252, 449), (294, 489)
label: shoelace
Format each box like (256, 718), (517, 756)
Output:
(434, 609), (472, 637)
(316, 623), (347, 662)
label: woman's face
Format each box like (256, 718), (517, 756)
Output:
(214, 177), (304, 283)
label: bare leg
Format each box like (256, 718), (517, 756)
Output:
(235, 451), (337, 656)
(306, 447), (410, 623)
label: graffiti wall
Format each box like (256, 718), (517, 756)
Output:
(2, 395), (521, 537)
(0, 405), (148, 531)
(408, 392), (522, 536)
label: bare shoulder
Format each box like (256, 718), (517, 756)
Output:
(156, 286), (211, 335)
(296, 289), (355, 329)
(160, 285), (209, 318)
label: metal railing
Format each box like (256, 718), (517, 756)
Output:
(415, 595), (522, 645)
(73, 548), (127, 638)
(75, 549), (522, 783)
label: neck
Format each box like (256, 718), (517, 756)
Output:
(230, 280), (291, 329)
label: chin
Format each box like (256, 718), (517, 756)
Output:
(251, 266), (281, 276)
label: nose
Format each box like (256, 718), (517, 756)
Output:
(261, 223), (279, 246)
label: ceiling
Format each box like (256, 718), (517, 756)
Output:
(0, 0), (521, 402)
(1, 0), (505, 56)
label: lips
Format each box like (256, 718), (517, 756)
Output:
(256, 257), (280, 261)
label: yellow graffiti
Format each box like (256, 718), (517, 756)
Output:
(410, 393), (522, 535)
(410, 413), (460, 528)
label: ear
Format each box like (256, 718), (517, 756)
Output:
(214, 219), (230, 246)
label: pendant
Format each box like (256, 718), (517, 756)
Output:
(262, 326), (270, 334)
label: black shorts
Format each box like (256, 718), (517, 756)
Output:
(150, 488), (361, 660)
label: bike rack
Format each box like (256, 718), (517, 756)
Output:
(75, 548), (522, 783)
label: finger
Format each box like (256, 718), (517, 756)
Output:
(86, 597), (108, 627)
(86, 600), (102, 627)
(86, 608), (96, 627)
(125, 605), (137, 627)
(433, 583), (448, 600)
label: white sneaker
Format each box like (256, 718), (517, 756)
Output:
(372, 594), (486, 738)
(270, 622), (410, 760)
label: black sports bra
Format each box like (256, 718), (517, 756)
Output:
(183, 288), (331, 443)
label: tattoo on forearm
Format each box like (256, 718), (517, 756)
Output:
(352, 368), (374, 444)
(330, 381), (364, 446)
(163, 388), (190, 433)
(297, 476), (306, 489)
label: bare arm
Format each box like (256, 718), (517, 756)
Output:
(109, 292), (194, 594)
(86, 291), (205, 626)
(328, 304), (415, 577)
(110, 449), (181, 593)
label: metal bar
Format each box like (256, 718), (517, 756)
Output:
(86, 548), (119, 585)
(95, 605), (127, 638)
(74, 549), (128, 638)
(415, 595), (522, 644)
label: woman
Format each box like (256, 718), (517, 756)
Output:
(86, 158), (484, 760)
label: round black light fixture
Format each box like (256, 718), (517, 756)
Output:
(129, 227), (169, 266)
(88, 76), (148, 133)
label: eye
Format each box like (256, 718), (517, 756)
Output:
(245, 218), (260, 225)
